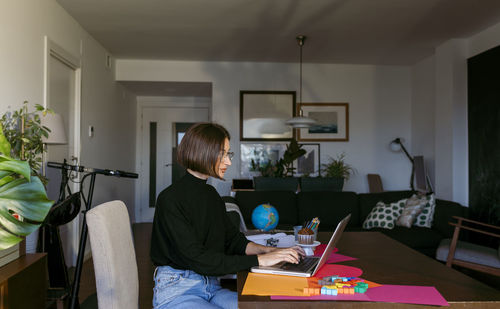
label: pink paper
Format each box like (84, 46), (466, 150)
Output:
(314, 245), (357, 263)
(314, 244), (337, 256)
(314, 264), (363, 278)
(272, 285), (449, 306)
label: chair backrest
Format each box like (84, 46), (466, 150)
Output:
(367, 174), (384, 193)
(225, 202), (248, 232)
(86, 200), (139, 309)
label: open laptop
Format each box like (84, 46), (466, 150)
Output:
(251, 213), (351, 277)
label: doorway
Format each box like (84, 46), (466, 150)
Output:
(139, 105), (209, 222)
(43, 37), (81, 267)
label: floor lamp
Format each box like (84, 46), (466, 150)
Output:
(390, 138), (415, 191)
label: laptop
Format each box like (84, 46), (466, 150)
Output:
(250, 213), (351, 277)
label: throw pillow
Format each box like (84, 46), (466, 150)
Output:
(413, 193), (436, 228)
(396, 199), (426, 228)
(362, 199), (406, 230)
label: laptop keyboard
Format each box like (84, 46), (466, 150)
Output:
(282, 257), (318, 272)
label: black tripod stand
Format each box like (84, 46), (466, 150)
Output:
(45, 160), (138, 309)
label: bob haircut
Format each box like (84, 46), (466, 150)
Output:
(177, 123), (230, 179)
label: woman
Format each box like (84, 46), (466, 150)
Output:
(150, 123), (304, 309)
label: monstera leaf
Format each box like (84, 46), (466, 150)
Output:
(0, 124), (52, 250)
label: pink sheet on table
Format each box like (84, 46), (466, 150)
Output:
(272, 285), (449, 306)
(314, 264), (363, 278)
(314, 244), (357, 263)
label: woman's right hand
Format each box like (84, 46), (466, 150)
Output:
(257, 246), (305, 267)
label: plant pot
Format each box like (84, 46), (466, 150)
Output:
(300, 177), (344, 192)
(253, 176), (299, 191)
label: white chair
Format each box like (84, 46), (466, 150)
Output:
(225, 202), (247, 233)
(86, 200), (139, 309)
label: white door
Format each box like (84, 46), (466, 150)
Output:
(139, 106), (209, 222)
(44, 38), (81, 267)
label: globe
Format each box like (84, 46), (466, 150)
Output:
(251, 203), (279, 231)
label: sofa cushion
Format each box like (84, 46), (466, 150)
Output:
(413, 193), (436, 228)
(396, 197), (426, 228)
(358, 191), (413, 222)
(363, 200), (406, 229)
(297, 191), (359, 230)
(234, 191), (297, 228)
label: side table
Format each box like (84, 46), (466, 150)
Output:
(0, 253), (47, 309)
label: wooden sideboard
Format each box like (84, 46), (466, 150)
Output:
(0, 253), (47, 309)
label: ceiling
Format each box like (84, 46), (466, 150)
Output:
(57, 0), (500, 66)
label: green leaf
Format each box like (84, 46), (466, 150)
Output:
(0, 228), (22, 250)
(0, 124), (11, 157)
(0, 155), (31, 180)
(0, 176), (52, 249)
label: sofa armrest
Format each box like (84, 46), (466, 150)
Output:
(433, 199), (468, 238)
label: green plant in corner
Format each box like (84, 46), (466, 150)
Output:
(0, 116), (52, 250)
(0, 101), (52, 185)
(321, 152), (355, 180)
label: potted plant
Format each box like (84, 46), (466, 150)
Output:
(0, 102), (53, 265)
(251, 139), (306, 191)
(300, 152), (355, 192)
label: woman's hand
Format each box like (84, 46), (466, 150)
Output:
(257, 246), (306, 267)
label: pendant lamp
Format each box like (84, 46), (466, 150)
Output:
(286, 35), (317, 128)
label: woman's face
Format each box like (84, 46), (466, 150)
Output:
(216, 138), (232, 178)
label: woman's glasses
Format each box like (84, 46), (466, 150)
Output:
(221, 151), (234, 161)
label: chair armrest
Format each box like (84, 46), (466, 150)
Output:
(451, 216), (500, 231)
(446, 216), (500, 267)
(449, 216), (500, 239)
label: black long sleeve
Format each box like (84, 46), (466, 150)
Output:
(150, 172), (258, 276)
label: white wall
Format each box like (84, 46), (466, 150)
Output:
(0, 0), (137, 260)
(0, 0), (136, 214)
(411, 19), (500, 206)
(411, 56), (436, 189)
(117, 59), (413, 195)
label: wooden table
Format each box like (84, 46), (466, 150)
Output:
(0, 253), (47, 309)
(238, 232), (500, 308)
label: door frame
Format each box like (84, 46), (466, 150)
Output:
(43, 36), (82, 265)
(134, 97), (212, 222)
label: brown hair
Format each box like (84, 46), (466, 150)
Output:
(177, 123), (230, 179)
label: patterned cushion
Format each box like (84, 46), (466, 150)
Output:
(413, 193), (436, 228)
(396, 201), (425, 228)
(362, 199), (406, 230)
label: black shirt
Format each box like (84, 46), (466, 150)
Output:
(150, 172), (258, 276)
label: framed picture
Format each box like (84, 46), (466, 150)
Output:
(240, 91), (296, 141)
(297, 103), (349, 141)
(240, 143), (287, 178)
(293, 144), (320, 177)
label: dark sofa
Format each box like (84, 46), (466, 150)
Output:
(223, 190), (468, 257)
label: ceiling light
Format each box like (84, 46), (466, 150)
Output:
(286, 35), (317, 128)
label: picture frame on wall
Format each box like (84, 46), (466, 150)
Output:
(293, 143), (320, 177)
(240, 143), (287, 178)
(297, 103), (349, 141)
(240, 91), (296, 141)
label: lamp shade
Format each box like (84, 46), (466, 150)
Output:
(285, 116), (317, 128)
(40, 113), (67, 144)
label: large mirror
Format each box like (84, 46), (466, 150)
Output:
(239, 91), (296, 141)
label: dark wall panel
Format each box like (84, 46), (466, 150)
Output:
(468, 45), (500, 226)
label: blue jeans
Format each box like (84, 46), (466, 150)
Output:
(153, 266), (237, 309)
